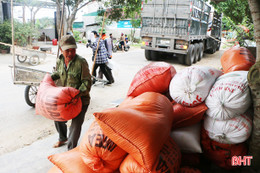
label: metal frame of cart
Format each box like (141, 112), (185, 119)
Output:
(12, 46), (47, 66)
(9, 65), (49, 107)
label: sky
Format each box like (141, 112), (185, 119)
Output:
(13, 6), (56, 21)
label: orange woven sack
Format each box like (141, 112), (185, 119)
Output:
(172, 101), (207, 129)
(36, 74), (82, 121)
(127, 62), (176, 97)
(220, 46), (255, 73)
(201, 127), (248, 170)
(48, 165), (62, 173)
(79, 120), (127, 172)
(48, 147), (97, 173)
(119, 136), (181, 173)
(94, 92), (173, 171)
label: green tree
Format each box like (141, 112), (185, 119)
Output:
(98, 0), (142, 42)
(211, 0), (254, 46)
(0, 21), (12, 50)
(35, 17), (55, 29)
(0, 20), (39, 48)
(52, 0), (99, 38)
(15, 0), (48, 25)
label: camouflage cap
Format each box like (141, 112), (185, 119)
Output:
(59, 35), (77, 51)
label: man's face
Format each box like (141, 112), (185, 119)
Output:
(61, 48), (76, 61)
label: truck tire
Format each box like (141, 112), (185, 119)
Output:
(216, 42), (221, 51)
(185, 44), (195, 66)
(150, 50), (158, 61)
(194, 43), (200, 63)
(145, 50), (152, 60)
(198, 42), (204, 61)
(209, 41), (217, 54)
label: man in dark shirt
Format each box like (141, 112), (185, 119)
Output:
(51, 35), (92, 150)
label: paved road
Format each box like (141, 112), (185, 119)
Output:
(0, 43), (224, 172)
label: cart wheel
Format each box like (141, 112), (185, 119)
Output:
(17, 55), (27, 63)
(29, 55), (40, 66)
(25, 85), (38, 107)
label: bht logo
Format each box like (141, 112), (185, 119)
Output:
(232, 156), (253, 166)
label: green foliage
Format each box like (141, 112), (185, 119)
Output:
(0, 20), (40, 48)
(0, 21), (12, 50)
(73, 30), (81, 42)
(35, 17), (55, 29)
(211, 0), (252, 25)
(99, 0), (142, 23)
(211, 0), (254, 46)
(14, 21), (40, 46)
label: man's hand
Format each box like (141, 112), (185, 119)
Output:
(70, 92), (81, 104)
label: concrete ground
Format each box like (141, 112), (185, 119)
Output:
(0, 118), (94, 173)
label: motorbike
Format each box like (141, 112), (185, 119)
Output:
(112, 40), (130, 53)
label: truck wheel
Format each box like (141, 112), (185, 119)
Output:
(145, 50), (152, 60)
(198, 42), (204, 61)
(150, 51), (158, 61)
(216, 42), (221, 51)
(209, 41), (217, 54)
(194, 43), (200, 63)
(185, 44), (195, 66)
(25, 85), (38, 107)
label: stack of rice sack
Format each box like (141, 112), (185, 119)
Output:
(48, 62), (182, 173)
(201, 46), (255, 170)
(168, 66), (222, 171)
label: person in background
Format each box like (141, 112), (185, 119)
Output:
(125, 34), (128, 44)
(51, 35), (92, 150)
(97, 29), (114, 83)
(90, 31), (113, 85)
(109, 33), (114, 48)
(119, 33), (126, 52)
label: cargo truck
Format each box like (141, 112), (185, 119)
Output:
(141, 0), (222, 65)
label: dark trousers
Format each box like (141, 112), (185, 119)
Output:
(54, 104), (89, 150)
(93, 63), (113, 83)
(98, 65), (114, 83)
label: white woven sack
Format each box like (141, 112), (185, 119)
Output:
(204, 112), (252, 144)
(205, 71), (251, 120)
(169, 66), (222, 107)
(171, 123), (202, 153)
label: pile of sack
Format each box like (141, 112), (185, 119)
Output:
(47, 46), (255, 173)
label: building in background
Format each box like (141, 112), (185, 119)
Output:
(74, 1), (140, 41)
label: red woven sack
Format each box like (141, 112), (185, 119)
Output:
(201, 127), (248, 170)
(172, 101), (207, 129)
(127, 62), (176, 97)
(48, 147), (97, 173)
(94, 92), (173, 171)
(181, 153), (201, 167)
(79, 120), (127, 172)
(120, 136), (181, 173)
(221, 46), (255, 73)
(36, 74), (82, 121)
